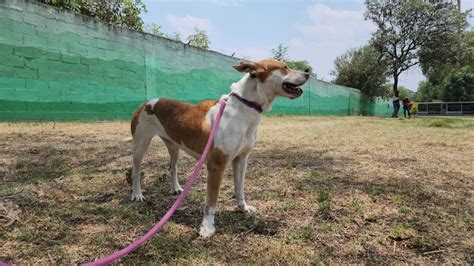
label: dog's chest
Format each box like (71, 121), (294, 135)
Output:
(215, 115), (260, 158)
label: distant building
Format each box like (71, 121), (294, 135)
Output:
(416, 102), (474, 116)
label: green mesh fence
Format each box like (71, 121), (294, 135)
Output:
(0, 0), (391, 121)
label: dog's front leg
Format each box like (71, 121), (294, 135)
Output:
(232, 153), (256, 213)
(199, 151), (227, 238)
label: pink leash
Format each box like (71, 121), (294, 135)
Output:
(81, 97), (228, 265)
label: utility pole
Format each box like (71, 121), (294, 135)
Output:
(457, 0), (461, 12)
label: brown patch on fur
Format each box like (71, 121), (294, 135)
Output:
(256, 60), (289, 82)
(152, 98), (218, 154)
(206, 148), (228, 208)
(233, 59), (291, 82)
(144, 104), (154, 115)
(131, 103), (146, 136)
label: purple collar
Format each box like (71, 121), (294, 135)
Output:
(229, 92), (263, 113)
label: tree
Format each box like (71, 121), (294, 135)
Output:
(332, 45), (389, 99)
(420, 28), (473, 79)
(167, 32), (182, 42)
(418, 29), (473, 102)
(271, 43), (289, 61)
(364, 0), (469, 116)
(441, 67), (474, 101)
(186, 27), (211, 49)
(38, 0), (147, 31)
(146, 23), (165, 37)
(287, 60), (314, 76)
(397, 86), (415, 100)
(271, 43), (314, 74)
(416, 80), (440, 102)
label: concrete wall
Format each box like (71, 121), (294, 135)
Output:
(0, 0), (390, 121)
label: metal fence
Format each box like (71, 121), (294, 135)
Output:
(416, 102), (474, 116)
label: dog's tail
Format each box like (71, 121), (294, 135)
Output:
(121, 136), (133, 142)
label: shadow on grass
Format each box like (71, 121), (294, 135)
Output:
(1, 132), (131, 185)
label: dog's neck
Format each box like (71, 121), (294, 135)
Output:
(230, 73), (277, 113)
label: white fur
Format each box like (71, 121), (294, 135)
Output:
(199, 207), (216, 237)
(130, 63), (309, 237)
(147, 98), (160, 109)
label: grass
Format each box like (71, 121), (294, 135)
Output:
(1, 115), (473, 264)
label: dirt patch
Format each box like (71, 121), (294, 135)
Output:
(0, 116), (473, 264)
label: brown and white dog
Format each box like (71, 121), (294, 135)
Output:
(130, 59), (309, 237)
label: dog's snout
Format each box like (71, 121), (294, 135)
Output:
(304, 68), (310, 73)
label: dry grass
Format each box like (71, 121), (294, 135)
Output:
(1, 116), (473, 264)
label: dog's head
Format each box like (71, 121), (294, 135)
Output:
(233, 59), (310, 99)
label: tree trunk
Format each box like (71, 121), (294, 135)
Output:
(393, 74), (400, 97)
(391, 73), (400, 117)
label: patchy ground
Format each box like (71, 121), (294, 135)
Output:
(1, 116), (473, 264)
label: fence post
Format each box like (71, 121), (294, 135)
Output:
(308, 78), (311, 115)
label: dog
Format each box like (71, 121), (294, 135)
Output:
(129, 59), (309, 237)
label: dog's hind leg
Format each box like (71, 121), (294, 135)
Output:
(130, 128), (154, 202)
(161, 138), (183, 194)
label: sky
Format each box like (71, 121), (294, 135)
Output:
(141, 0), (474, 91)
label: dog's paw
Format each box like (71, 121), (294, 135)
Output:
(199, 223), (216, 238)
(239, 204), (257, 213)
(131, 192), (145, 202)
(173, 186), (184, 195)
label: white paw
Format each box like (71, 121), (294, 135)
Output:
(131, 192), (145, 202)
(173, 185), (184, 195)
(240, 204), (257, 213)
(199, 223), (216, 238)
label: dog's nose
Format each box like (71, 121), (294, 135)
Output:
(304, 68), (310, 78)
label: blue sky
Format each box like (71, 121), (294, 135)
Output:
(141, 0), (474, 91)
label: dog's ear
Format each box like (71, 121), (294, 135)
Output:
(233, 61), (266, 78)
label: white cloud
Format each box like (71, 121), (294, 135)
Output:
(166, 15), (212, 38)
(288, 3), (474, 90)
(299, 4), (375, 42)
(236, 47), (270, 61)
(289, 4), (375, 81)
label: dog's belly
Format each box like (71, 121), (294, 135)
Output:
(164, 136), (202, 159)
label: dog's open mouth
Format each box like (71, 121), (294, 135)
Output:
(282, 82), (303, 99)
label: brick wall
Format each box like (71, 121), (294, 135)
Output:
(0, 0), (390, 121)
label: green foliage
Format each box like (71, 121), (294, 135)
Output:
(317, 189), (330, 202)
(365, 0), (469, 97)
(351, 198), (364, 212)
(316, 189), (331, 219)
(318, 201), (331, 219)
(271, 43), (315, 75)
(421, 29), (474, 78)
(38, 0), (147, 31)
(428, 119), (454, 128)
(416, 80), (440, 102)
(286, 227), (314, 243)
(186, 27), (211, 49)
(146, 23), (165, 37)
(397, 86), (415, 100)
(441, 67), (474, 102)
(332, 45), (389, 99)
(419, 29), (474, 102)
(271, 43), (289, 61)
(286, 60), (314, 75)
(167, 32), (182, 42)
